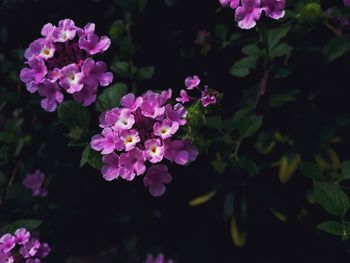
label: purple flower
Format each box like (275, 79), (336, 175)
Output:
(145, 254), (174, 263)
(144, 139), (165, 163)
(101, 153), (120, 181)
(144, 165), (172, 197)
(0, 253), (14, 263)
(14, 228), (30, 245)
(82, 59), (113, 88)
(235, 0), (263, 29)
(121, 93), (143, 112)
(0, 234), (15, 254)
(200, 86), (217, 107)
(20, 59), (47, 93)
(140, 92), (166, 118)
(91, 127), (121, 154)
(153, 119), (179, 140)
(78, 23), (111, 55)
(59, 64), (84, 93)
(119, 129), (141, 151)
(52, 19), (76, 42)
(344, 0), (350, 6)
(37, 81), (64, 112)
(185, 75), (200, 90)
(20, 239), (41, 258)
(23, 170), (48, 197)
(119, 148), (146, 180)
(35, 243), (50, 258)
(220, 0), (240, 9)
(25, 259), (41, 263)
(20, 19), (113, 112)
(165, 103), (187, 126)
(113, 109), (136, 131)
(164, 139), (198, 165)
(262, 0), (285, 19)
(175, 89), (191, 104)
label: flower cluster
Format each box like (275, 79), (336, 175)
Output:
(90, 89), (198, 197)
(344, 0), (350, 6)
(23, 170), (48, 197)
(144, 254), (174, 263)
(0, 228), (50, 263)
(176, 75), (218, 107)
(20, 19), (113, 112)
(220, 0), (286, 29)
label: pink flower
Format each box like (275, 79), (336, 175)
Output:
(140, 92), (166, 118)
(78, 23), (111, 55)
(101, 153), (120, 181)
(164, 139), (198, 165)
(59, 64), (84, 93)
(262, 0), (285, 19)
(143, 165), (172, 197)
(113, 109), (136, 131)
(119, 129), (141, 151)
(219, 0), (240, 9)
(0, 253), (14, 263)
(37, 81), (64, 112)
(90, 127), (122, 154)
(200, 86), (217, 107)
(52, 19), (76, 42)
(153, 119), (179, 140)
(20, 59), (47, 93)
(0, 234), (15, 254)
(23, 170), (48, 197)
(144, 139), (165, 163)
(20, 19), (113, 112)
(20, 239), (41, 258)
(165, 104), (187, 126)
(121, 93), (143, 112)
(119, 148), (146, 181)
(235, 0), (263, 29)
(14, 228), (30, 245)
(185, 75), (200, 90)
(175, 89), (191, 104)
(145, 254), (174, 263)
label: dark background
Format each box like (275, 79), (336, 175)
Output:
(1, 0), (350, 262)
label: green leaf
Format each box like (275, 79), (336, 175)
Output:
(211, 153), (227, 174)
(242, 44), (264, 57)
(214, 24), (229, 42)
(80, 145), (90, 167)
(206, 116), (224, 130)
(135, 66), (155, 81)
(57, 101), (90, 129)
(111, 61), (130, 78)
(341, 160), (350, 180)
(323, 36), (350, 62)
(88, 149), (103, 170)
(317, 221), (345, 236)
(0, 219), (42, 235)
(230, 56), (259, 77)
(268, 89), (299, 108)
(109, 20), (124, 42)
(238, 115), (263, 139)
(96, 83), (128, 112)
(299, 162), (323, 180)
(270, 43), (293, 58)
(266, 24), (292, 49)
(237, 156), (258, 176)
(223, 192), (235, 220)
(313, 181), (350, 216)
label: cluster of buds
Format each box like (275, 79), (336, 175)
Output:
(219, 0), (286, 29)
(176, 75), (218, 107)
(0, 228), (50, 263)
(90, 89), (199, 197)
(20, 18), (113, 112)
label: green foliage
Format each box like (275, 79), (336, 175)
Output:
(313, 182), (350, 216)
(96, 83), (128, 112)
(230, 56), (259, 77)
(299, 162), (323, 181)
(237, 156), (258, 176)
(238, 115), (263, 139)
(317, 221), (346, 236)
(323, 36), (350, 63)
